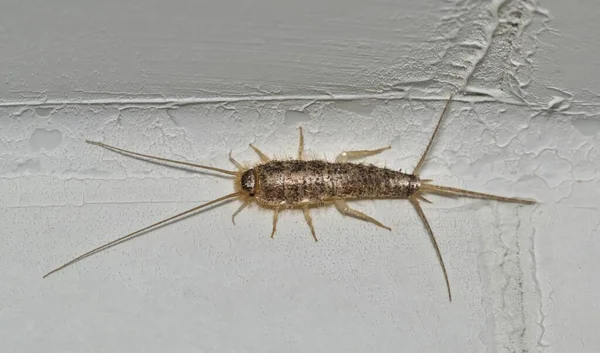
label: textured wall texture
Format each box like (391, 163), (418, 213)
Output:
(1, 0), (599, 352)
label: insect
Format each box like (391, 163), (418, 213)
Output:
(44, 95), (535, 301)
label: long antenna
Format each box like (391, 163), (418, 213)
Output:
(43, 192), (240, 278)
(86, 140), (238, 176)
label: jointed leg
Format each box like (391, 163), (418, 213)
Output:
(249, 144), (270, 163)
(334, 200), (391, 230)
(270, 208), (280, 238)
(409, 195), (452, 302)
(335, 146), (391, 163)
(229, 150), (243, 170)
(303, 207), (318, 242)
(231, 200), (249, 225)
(298, 127), (305, 160)
(270, 209), (280, 238)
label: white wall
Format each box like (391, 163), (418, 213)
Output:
(1, 0), (599, 352)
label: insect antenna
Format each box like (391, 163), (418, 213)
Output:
(43, 192), (240, 278)
(86, 140), (239, 176)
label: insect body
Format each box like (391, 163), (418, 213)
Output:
(248, 160), (420, 204)
(44, 95), (535, 302)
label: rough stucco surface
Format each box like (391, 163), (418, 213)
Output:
(1, 0), (599, 352)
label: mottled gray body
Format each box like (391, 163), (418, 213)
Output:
(254, 160), (420, 207)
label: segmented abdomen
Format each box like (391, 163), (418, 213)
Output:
(254, 160), (419, 206)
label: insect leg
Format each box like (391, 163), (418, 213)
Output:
(249, 144), (270, 162)
(270, 208), (280, 238)
(409, 195), (452, 302)
(298, 127), (305, 160)
(302, 207), (318, 242)
(231, 200), (249, 225)
(229, 150), (243, 170)
(334, 199), (391, 230)
(335, 146), (391, 163)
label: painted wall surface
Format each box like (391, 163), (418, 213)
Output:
(1, 0), (599, 352)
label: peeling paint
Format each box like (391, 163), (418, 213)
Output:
(284, 109), (311, 125)
(29, 128), (62, 152)
(34, 107), (54, 117)
(572, 117), (600, 137)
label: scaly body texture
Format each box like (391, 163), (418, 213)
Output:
(254, 160), (419, 206)
(44, 95), (536, 302)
